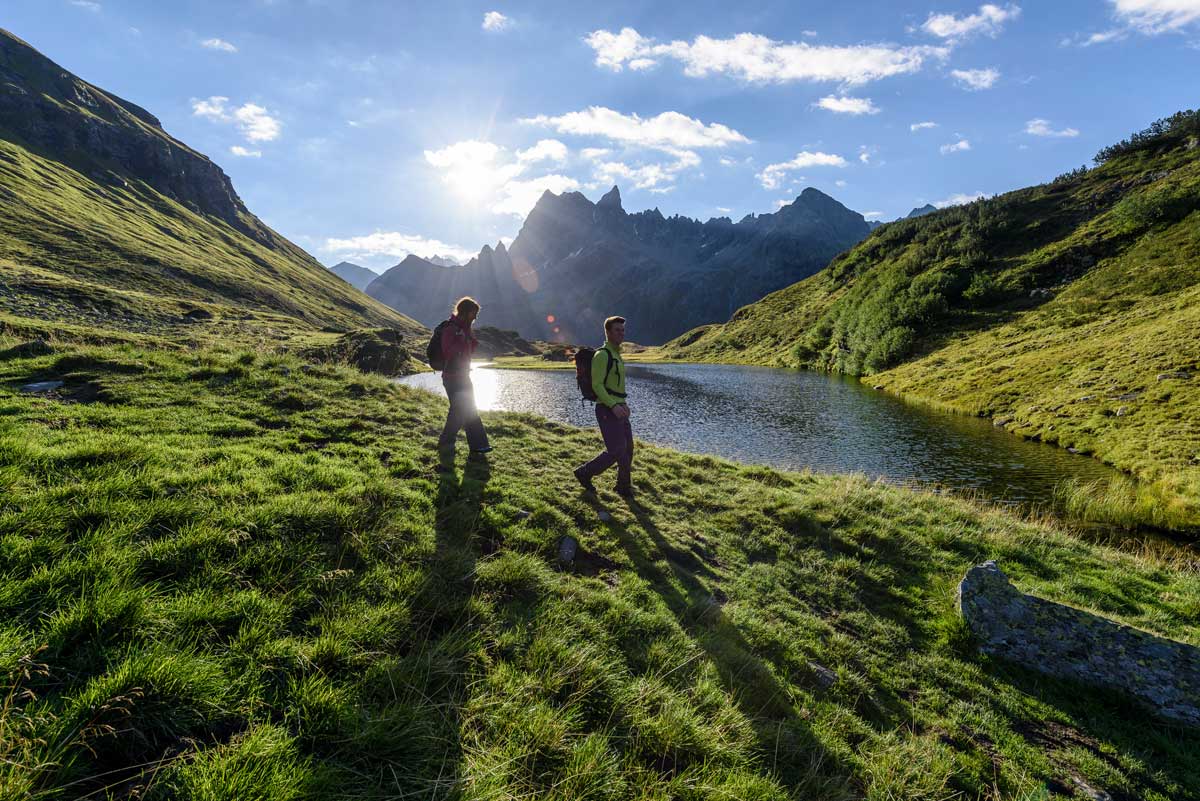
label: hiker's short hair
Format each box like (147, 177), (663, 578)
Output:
(455, 297), (480, 316)
(604, 316), (625, 334)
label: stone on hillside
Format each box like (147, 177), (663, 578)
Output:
(958, 561), (1200, 727)
(0, 339), (54, 360)
(1156, 371), (1191, 381)
(302, 328), (415, 376)
(182, 308), (213, 321)
(557, 535), (578, 565)
(1187, 136), (1199, 151)
(993, 416), (1013, 427)
(1115, 406), (1129, 417)
(20, 380), (64, 393)
(807, 661), (838, 689)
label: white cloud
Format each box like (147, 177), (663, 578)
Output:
(628, 58), (657, 70)
(516, 139), (568, 165)
(424, 139), (582, 217)
(581, 147), (611, 161)
(758, 151), (847, 190)
(1112, 0), (1200, 33)
(835, 179), (848, 187)
(1024, 118), (1079, 138)
(940, 139), (971, 154)
(1062, 28), (1128, 46)
(323, 232), (477, 265)
(522, 106), (749, 151)
(863, 211), (886, 220)
(584, 27), (948, 85)
(192, 96), (282, 143)
(232, 104), (281, 142)
(69, 0), (101, 11)
(802, 30), (818, 37)
(934, 191), (986, 207)
(230, 146), (261, 157)
(191, 96), (230, 120)
(921, 4), (1021, 40)
(201, 38), (238, 52)
(492, 175), (581, 217)
(910, 121), (938, 131)
(815, 95), (880, 115)
(950, 67), (1000, 90)
(716, 206), (733, 212)
(482, 11), (511, 32)
(858, 146), (872, 164)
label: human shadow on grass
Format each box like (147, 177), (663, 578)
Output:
(586, 492), (857, 797)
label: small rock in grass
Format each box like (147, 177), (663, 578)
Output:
(557, 535), (578, 565)
(873, 384), (885, 390)
(993, 416), (1013, 427)
(808, 661), (838, 689)
(0, 339), (53, 360)
(1068, 447), (1081, 454)
(19, 380), (64, 393)
(515, 509), (531, 520)
(1115, 406), (1129, 417)
(1157, 371), (1190, 381)
(597, 510), (612, 522)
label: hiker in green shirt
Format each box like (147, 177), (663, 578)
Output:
(574, 316), (634, 498)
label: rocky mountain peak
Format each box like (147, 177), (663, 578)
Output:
(598, 185), (623, 211)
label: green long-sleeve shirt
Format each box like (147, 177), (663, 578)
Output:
(591, 342), (626, 408)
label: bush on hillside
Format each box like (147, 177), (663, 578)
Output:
(1094, 109), (1200, 165)
(1113, 183), (1198, 230)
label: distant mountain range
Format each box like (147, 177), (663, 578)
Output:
(365, 185), (871, 344)
(328, 261), (379, 292)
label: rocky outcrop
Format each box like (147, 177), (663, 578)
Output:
(367, 185), (872, 344)
(0, 28), (261, 242)
(957, 561), (1200, 727)
(301, 329), (417, 376)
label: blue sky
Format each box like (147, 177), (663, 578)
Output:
(6, 1), (1200, 271)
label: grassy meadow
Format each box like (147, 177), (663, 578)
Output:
(2, 336), (1198, 800)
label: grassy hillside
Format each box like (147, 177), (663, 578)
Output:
(0, 139), (424, 344)
(658, 112), (1200, 528)
(2, 338), (1198, 800)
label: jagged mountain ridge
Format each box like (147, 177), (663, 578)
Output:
(0, 28), (420, 336)
(366, 185), (871, 344)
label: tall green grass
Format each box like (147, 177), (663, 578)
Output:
(1, 340), (1198, 799)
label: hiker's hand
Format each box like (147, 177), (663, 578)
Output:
(613, 403), (630, 419)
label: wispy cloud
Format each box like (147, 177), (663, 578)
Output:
(516, 139), (568, 165)
(863, 211), (886, 220)
(192, 96), (282, 143)
(522, 106), (750, 151)
(482, 11), (511, 32)
(581, 147), (611, 161)
(758, 151), (847, 190)
(940, 139), (971, 154)
(1024, 118), (1079, 138)
(815, 95), (880, 115)
(323, 232), (476, 265)
(950, 67), (999, 90)
(229, 146), (261, 157)
(935, 191), (986, 207)
(201, 38), (238, 53)
(1112, 0), (1200, 34)
(910, 121), (939, 131)
(68, 0), (101, 11)
(584, 27), (948, 85)
(920, 4), (1021, 40)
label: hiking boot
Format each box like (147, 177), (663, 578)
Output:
(616, 484), (635, 499)
(573, 467), (596, 493)
(467, 449), (491, 463)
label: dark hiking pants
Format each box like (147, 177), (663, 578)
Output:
(578, 403), (633, 488)
(438, 375), (489, 451)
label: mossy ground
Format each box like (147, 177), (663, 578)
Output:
(2, 337), (1198, 800)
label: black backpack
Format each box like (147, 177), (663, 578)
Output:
(574, 346), (616, 402)
(426, 320), (453, 371)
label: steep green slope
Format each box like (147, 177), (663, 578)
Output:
(0, 28), (423, 342)
(660, 112), (1200, 524)
(2, 340), (1197, 800)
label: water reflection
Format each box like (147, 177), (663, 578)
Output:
(398, 361), (1121, 506)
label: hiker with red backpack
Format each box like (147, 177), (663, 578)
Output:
(573, 316), (634, 498)
(428, 296), (492, 461)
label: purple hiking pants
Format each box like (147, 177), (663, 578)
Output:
(578, 404), (633, 488)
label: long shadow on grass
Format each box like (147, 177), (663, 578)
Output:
(594, 494), (856, 796)
(398, 454), (492, 798)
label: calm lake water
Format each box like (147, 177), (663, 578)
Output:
(398, 362), (1120, 506)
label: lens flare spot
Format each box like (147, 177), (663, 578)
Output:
(546, 314), (556, 324)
